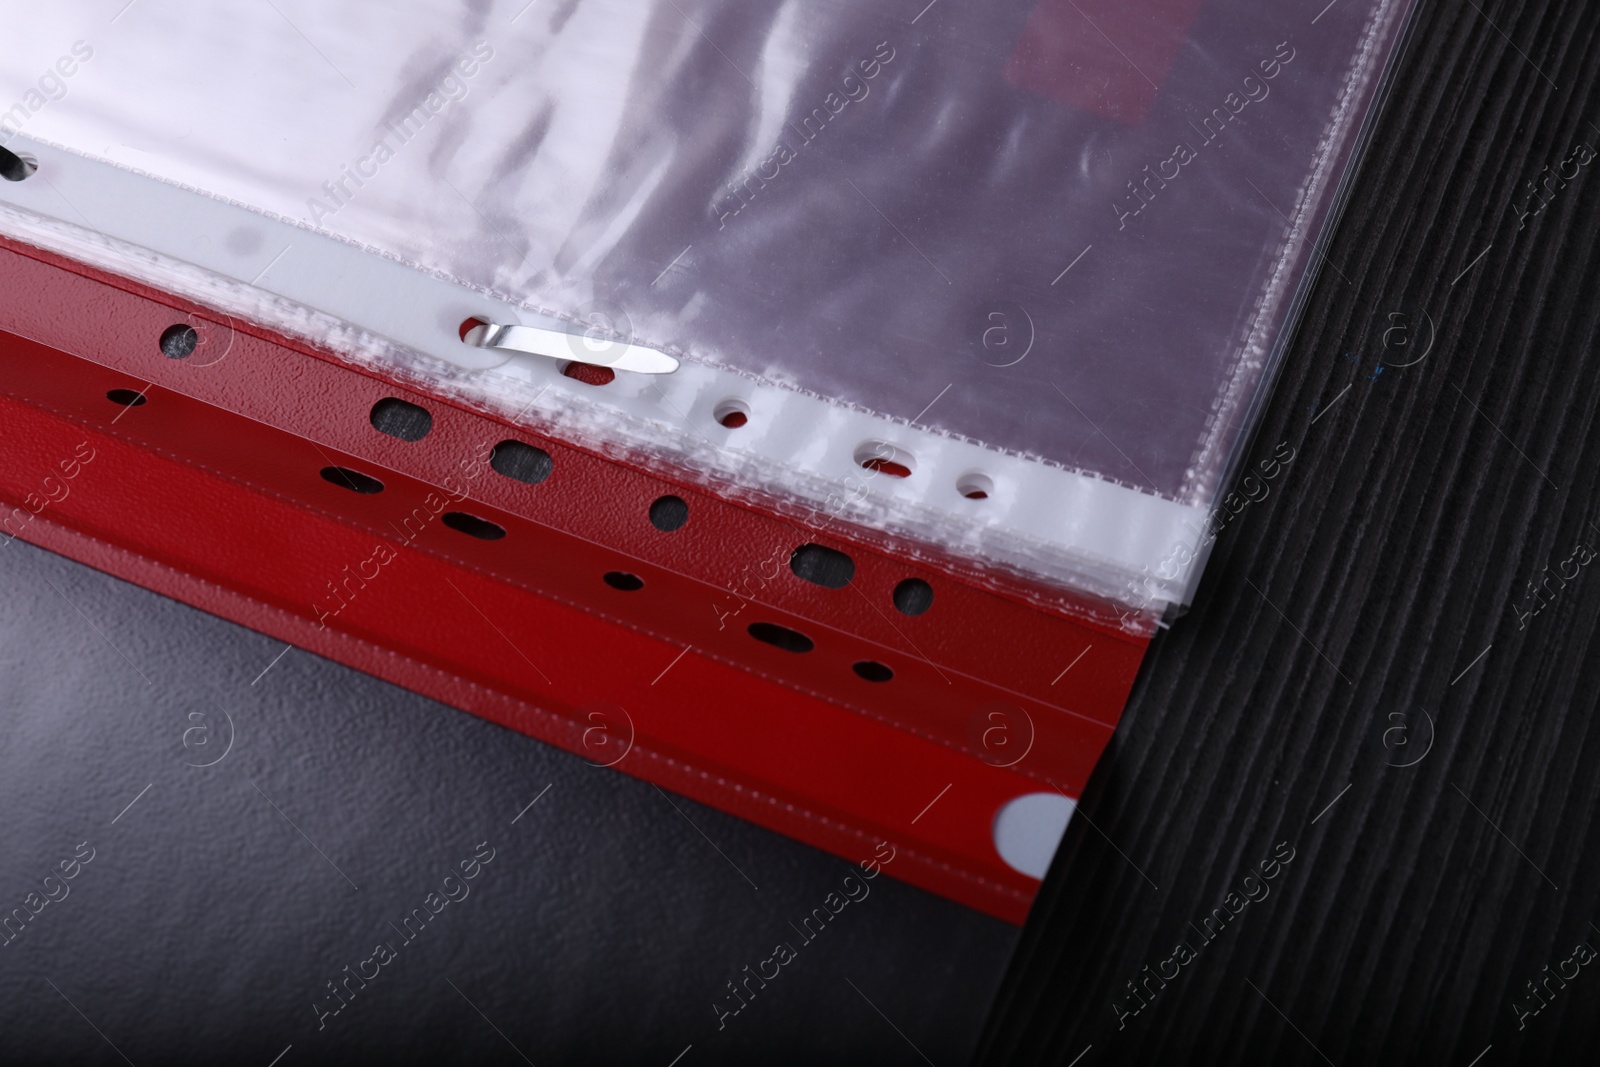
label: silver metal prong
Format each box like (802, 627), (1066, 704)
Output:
(463, 321), (678, 374)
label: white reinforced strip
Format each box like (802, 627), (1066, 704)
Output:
(0, 137), (1207, 617)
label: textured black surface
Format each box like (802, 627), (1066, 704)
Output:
(978, 0), (1600, 1063)
(0, 541), (1015, 1065)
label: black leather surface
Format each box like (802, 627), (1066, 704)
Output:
(0, 538), (1014, 1065)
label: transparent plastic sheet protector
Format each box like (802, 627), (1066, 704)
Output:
(0, 0), (1415, 624)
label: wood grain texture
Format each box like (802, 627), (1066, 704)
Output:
(977, 0), (1600, 1063)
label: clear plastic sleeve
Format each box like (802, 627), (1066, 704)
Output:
(0, 0), (1417, 618)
